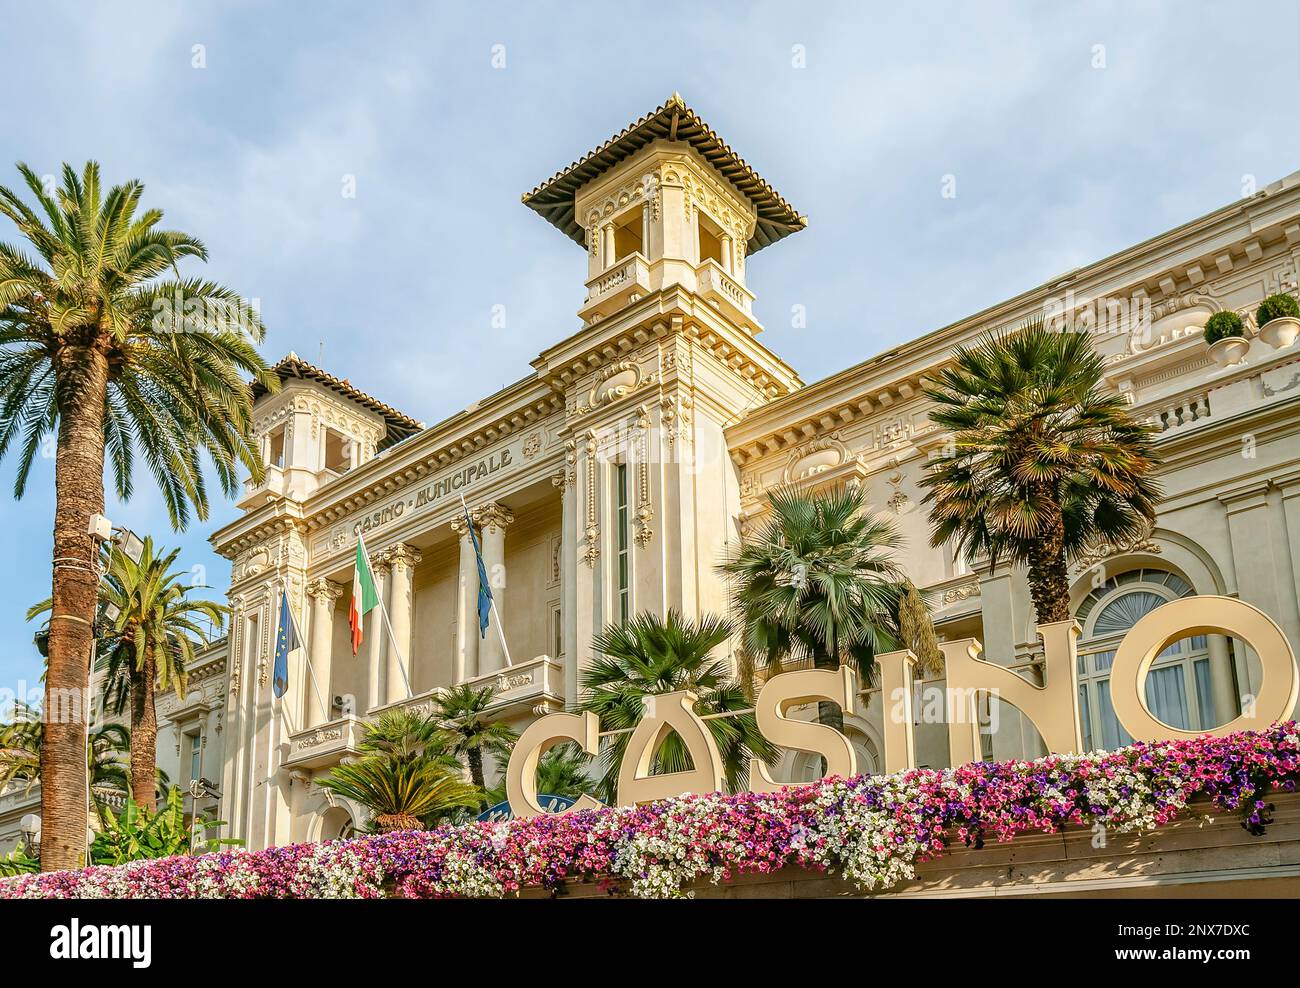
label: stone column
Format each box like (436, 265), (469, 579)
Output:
(720, 233), (733, 274)
(452, 514), (480, 683)
(555, 458), (578, 707)
(305, 579), (344, 726)
(602, 221), (615, 268)
(475, 502), (514, 674)
(383, 543), (422, 703)
(365, 556), (390, 712)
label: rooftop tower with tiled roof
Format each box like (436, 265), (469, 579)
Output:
(523, 93), (807, 334)
(237, 352), (423, 510)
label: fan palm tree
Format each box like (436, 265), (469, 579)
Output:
(358, 707), (460, 773)
(578, 610), (776, 804)
(0, 702), (145, 826)
(317, 757), (481, 834)
(0, 161), (272, 869)
(534, 743), (600, 802)
(721, 485), (938, 735)
(431, 683), (519, 792)
(921, 321), (1160, 624)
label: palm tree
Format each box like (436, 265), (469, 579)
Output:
(578, 610), (776, 804)
(431, 684), (519, 792)
(0, 702), (145, 827)
(721, 485), (938, 735)
(534, 743), (600, 802)
(317, 757), (482, 834)
(29, 538), (225, 811)
(0, 162), (272, 869)
(316, 709), (480, 833)
(358, 707), (460, 773)
(921, 322), (1160, 624)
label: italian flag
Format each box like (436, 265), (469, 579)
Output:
(349, 536), (380, 655)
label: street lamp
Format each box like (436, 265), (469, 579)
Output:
(18, 813), (40, 858)
(187, 778), (221, 853)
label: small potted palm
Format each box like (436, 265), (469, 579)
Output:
(1204, 310), (1249, 368)
(1256, 293), (1300, 350)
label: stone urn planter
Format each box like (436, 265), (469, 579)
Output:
(1207, 335), (1250, 368)
(1259, 315), (1300, 350)
(1204, 310), (1248, 368)
(1256, 294), (1300, 350)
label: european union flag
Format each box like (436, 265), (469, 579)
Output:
(462, 502), (493, 638)
(273, 590), (303, 699)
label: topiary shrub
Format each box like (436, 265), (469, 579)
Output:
(1204, 310), (1245, 345)
(1256, 293), (1300, 327)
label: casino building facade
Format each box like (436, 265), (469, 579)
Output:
(207, 96), (1300, 857)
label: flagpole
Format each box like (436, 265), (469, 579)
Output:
(459, 493), (513, 668)
(277, 594), (329, 729)
(358, 534), (414, 699)
(300, 648), (330, 727)
(489, 598), (513, 668)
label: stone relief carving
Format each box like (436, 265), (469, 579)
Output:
(634, 405), (655, 547)
(942, 581), (981, 605)
(785, 435), (845, 482)
(1071, 521), (1163, 573)
(582, 434), (600, 566)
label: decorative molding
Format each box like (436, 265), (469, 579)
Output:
(1071, 522), (1163, 573)
(942, 581), (980, 605)
(473, 502), (515, 534)
(381, 542), (423, 573)
(634, 405), (654, 547)
(583, 433), (600, 566)
(306, 578), (345, 604)
(784, 435), (847, 484)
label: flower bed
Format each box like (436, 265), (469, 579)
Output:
(4, 724), (1298, 899)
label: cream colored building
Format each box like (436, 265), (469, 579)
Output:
(208, 95), (1300, 849)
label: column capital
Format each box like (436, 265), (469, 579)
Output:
(450, 513), (474, 538)
(381, 542), (423, 573)
(474, 501), (515, 534)
(306, 578), (345, 603)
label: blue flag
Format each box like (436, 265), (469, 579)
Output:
(273, 590), (303, 699)
(462, 502), (493, 639)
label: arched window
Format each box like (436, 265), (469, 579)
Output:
(1074, 568), (1216, 750)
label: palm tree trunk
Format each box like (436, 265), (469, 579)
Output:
(811, 647), (845, 736)
(467, 745), (485, 790)
(40, 341), (109, 872)
(1025, 494), (1072, 624)
(129, 653), (158, 812)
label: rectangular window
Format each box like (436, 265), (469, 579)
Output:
(189, 733), (202, 784)
(552, 604), (563, 658)
(697, 213), (723, 266)
(1193, 658), (1215, 730)
(616, 463), (630, 624)
(267, 426), (286, 468)
(323, 429), (352, 474)
(613, 209), (643, 262)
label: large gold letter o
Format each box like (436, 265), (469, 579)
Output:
(1109, 595), (1298, 741)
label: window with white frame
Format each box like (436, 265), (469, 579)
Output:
(1074, 568), (1219, 751)
(187, 731), (202, 785)
(614, 463), (630, 624)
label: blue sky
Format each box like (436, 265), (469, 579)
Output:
(1, 0), (1298, 694)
